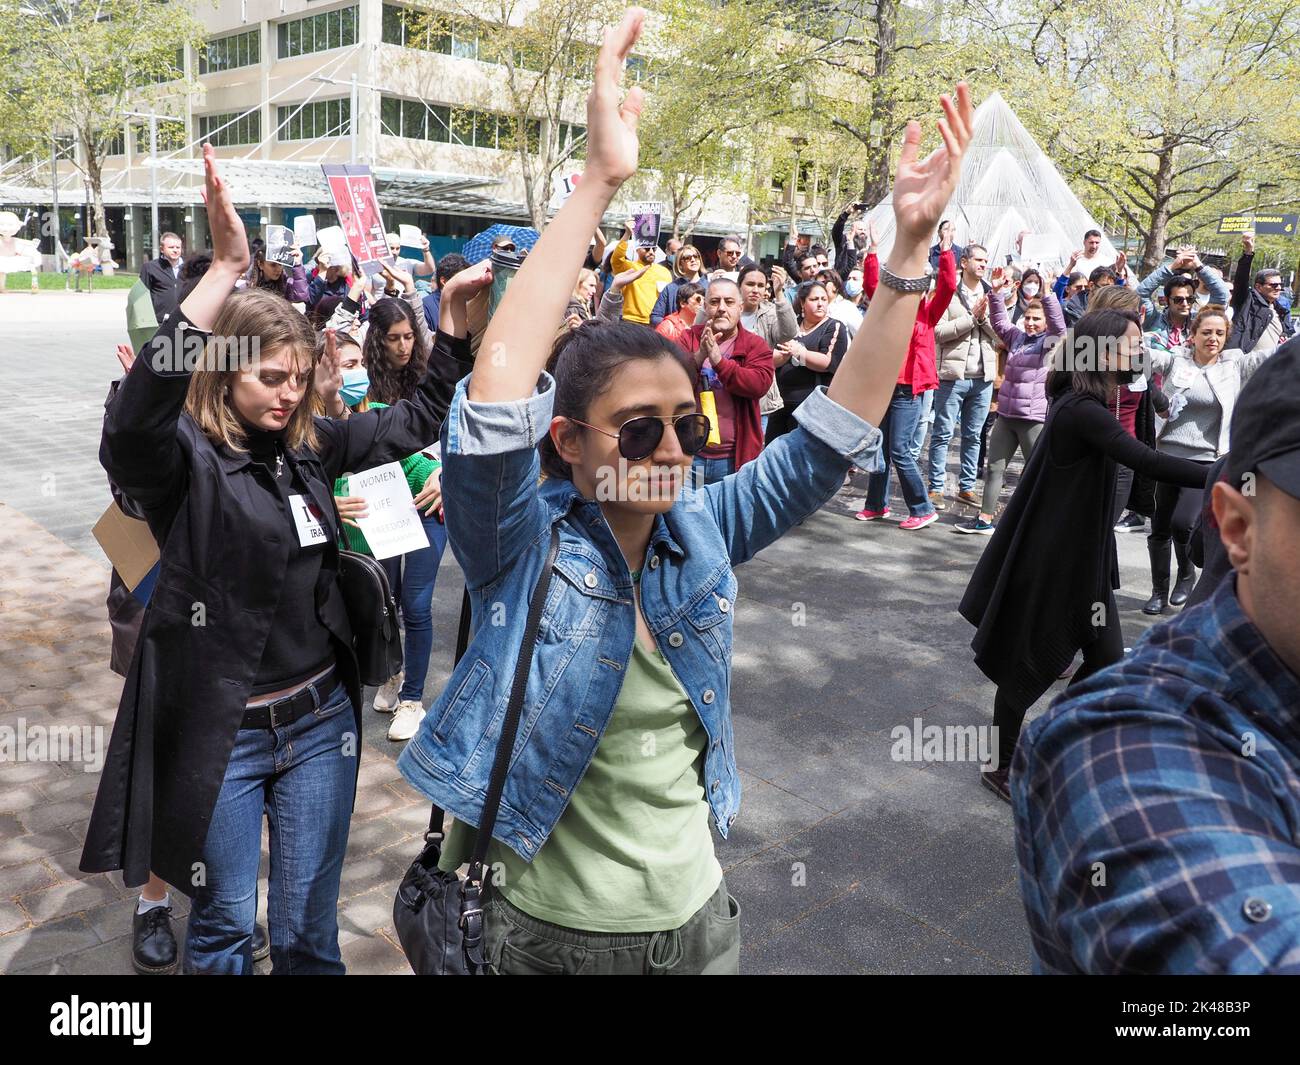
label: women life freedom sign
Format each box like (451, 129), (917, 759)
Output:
(322, 164), (390, 277)
(345, 462), (429, 559)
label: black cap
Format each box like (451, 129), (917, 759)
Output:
(1227, 333), (1300, 499)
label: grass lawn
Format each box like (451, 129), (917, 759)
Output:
(0, 271), (137, 291)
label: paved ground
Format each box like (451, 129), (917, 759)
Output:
(0, 291), (1174, 974)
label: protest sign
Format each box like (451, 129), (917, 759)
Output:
(346, 462), (429, 560)
(316, 225), (350, 268)
(630, 201), (662, 250)
(322, 164), (390, 276)
(293, 214), (318, 248)
(264, 224), (295, 266)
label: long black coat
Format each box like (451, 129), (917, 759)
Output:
(959, 391), (1207, 710)
(81, 311), (464, 894)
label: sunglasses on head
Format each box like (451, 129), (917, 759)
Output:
(570, 413), (712, 461)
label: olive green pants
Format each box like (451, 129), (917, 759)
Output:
(483, 877), (741, 975)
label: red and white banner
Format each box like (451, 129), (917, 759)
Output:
(321, 164), (390, 276)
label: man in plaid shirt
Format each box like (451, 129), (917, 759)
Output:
(1012, 336), (1300, 974)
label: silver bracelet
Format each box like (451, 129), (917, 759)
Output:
(879, 263), (931, 293)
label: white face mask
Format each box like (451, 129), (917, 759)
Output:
(1021, 282), (1040, 297)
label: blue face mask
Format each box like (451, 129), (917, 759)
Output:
(844, 279), (863, 299)
(340, 366), (370, 406)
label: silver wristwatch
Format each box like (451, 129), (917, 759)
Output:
(879, 263), (931, 293)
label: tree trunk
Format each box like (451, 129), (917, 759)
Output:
(1141, 139), (1176, 274)
(860, 0), (897, 205)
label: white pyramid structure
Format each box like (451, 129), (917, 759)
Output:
(863, 91), (1117, 275)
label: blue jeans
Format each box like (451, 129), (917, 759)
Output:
(380, 513), (449, 703)
(864, 386), (935, 518)
(692, 454), (734, 486)
(909, 387), (935, 463)
(183, 681), (357, 975)
(927, 377), (994, 493)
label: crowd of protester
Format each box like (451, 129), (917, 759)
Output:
(90, 7), (1300, 977)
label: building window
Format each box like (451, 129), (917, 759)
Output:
(382, 5), (485, 59)
(557, 121), (585, 158)
(101, 128), (126, 157)
(198, 110), (262, 147)
(278, 6), (358, 58)
(278, 99), (352, 141)
(133, 119), (187, 155)
(381, 94), (546, 152)
(200, 29), (260, 74)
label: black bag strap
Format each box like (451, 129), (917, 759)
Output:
(466, 525), (560, 887)
(424, 527), (560, 867)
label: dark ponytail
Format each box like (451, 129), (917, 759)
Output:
(539, 320), (693, 480)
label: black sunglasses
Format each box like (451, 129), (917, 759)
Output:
(571, 413), (712, 461)
(1261, 281), (1282, 289)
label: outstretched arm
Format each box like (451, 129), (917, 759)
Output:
(468, 10), (645, 404)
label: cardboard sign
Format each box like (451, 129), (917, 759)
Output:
(293, 214), (318, 247)
(265, 224), (295, 266)
(346, 462), (429, 560)
(322, 164), (390, 277)
(630, 201), (662, 250)
(92, 502), (160, 591)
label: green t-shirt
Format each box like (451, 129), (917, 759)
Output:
(438, 638), (722, 932)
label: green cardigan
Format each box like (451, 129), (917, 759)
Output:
(332, 402), (441, 556)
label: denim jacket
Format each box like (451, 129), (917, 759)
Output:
(396, 374), (883, 862)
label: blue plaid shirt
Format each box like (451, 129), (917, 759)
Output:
(1013, 577), (1300, 973)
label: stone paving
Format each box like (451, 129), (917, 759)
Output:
(0, 292), (1175, 974)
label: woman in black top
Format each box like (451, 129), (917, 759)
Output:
(764, 280), (850, 442)
(959, 309), (1209, 801)
(81, 146), (468, 973)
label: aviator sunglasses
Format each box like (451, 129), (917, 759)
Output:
(569, 413), (712, 461)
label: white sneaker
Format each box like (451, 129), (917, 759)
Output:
(388, 700), (426, 742)
(372, 671), (404, 714)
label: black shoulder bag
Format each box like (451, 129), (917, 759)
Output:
(392, 526), (560, 975)
(337, 549), (404, 687)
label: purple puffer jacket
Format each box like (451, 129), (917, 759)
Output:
(991, 290), (1066, 422)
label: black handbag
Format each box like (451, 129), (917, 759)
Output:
(336, 549), (403, 687)
(393, 526), (560, 975)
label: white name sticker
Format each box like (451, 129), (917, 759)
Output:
(289, 494), (329, 548)
(1170, 362), (1197, 390)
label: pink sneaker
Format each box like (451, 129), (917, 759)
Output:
(854, 506), (891, 521)
(899, 512), (939, 531)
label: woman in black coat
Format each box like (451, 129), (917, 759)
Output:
(80, 146), (474, 974)
(958, 309), (1209, 801)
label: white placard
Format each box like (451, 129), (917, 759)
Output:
(398, 223), (424, 248)
(347, 462), (429, 560)
(288, 494), (329, 548)
(1018, 234), (1055, 264)
(317, 225), (350, 266)
(293, 214), (318, 247)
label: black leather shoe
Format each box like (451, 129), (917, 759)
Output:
(132, 905), (178, 975)
(1144, 537), (1171, 615)
(252, 923), (270, 962)
(1170, 541), (1196, 606)
(980, 768), (1012, 804)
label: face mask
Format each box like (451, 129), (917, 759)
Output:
(844, 280), (862, 298)
(1021, 282), (1040, 297)
(340, 366), (370, 406)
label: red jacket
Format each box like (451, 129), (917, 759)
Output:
(674, 324), (774, 469)
(864, 249), (957, 396)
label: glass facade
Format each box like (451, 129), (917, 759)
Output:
(197, 110), (262, 147)
(200, 29), (260, 74)
(277, 99), (352, 141)
(278, 6), (358, 58)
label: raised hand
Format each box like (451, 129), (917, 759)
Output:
(610, 263), (649, 292)
(770, 264), (789, 291)
(989, 267), (1009, 294)
(1242, 230), (1255, 254)
(200, 144), (248, 275)
(316, 328), (342, 402)
(115, 343), (136, 373)
(584, 8), (646, 190)
(891, 83), (974, 247)
(381, 261), (414, 293)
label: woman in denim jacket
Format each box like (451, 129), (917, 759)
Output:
(396, 8), (974, 975)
